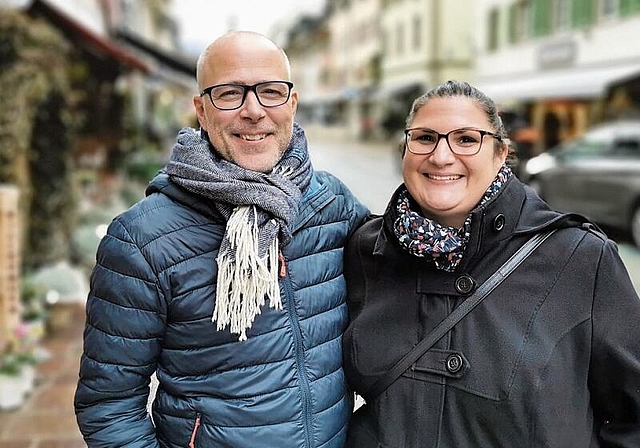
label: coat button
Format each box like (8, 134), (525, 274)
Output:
(493, 214), (506, 232)
(454, 275), (475, 295)
(446, 353), (464, 374)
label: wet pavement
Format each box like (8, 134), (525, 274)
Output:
(0, 305), (86, 448)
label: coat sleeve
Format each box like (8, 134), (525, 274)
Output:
(589, 239), (640, 447)
(344, 226), (367, 321)
(74, 217), (165, 448)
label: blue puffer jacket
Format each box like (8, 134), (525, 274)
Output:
(74, 171), (368, 448)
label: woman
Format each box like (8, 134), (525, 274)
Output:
(343, 80), (640, 447)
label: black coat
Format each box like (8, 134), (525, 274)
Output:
(343, 176), (640, 448)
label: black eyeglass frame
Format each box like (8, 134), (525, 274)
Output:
(404, 127), (503, 156)
(199, 81), (294, 110)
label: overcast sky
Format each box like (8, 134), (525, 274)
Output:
(170, 0), (326, 56)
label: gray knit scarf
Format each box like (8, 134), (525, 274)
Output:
(164, 123), (312, 340)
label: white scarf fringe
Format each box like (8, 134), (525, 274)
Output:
(214, 205), (282, 341)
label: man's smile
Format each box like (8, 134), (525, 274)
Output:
(237, 133), (268, 141)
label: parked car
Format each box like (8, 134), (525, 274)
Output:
(523, 120), (640, 247)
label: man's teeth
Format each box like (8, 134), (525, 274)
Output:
(240, 134), (267, 141)
(428, 174), (461, 181)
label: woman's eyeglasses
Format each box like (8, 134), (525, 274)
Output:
(404, 127), (502, 155)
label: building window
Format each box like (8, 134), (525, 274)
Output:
(382, 28), (389, 56)
(600, 0), (618, 18)
(487, 7), (500, 51)
(521, 2), (533, 38)
(553, 0), (571, 31)
(509, 1), (532, 43)
(413, 16), (421, 50)
(396, 21), (404, 55)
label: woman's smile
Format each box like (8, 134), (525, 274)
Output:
(424, 173), (463, 181)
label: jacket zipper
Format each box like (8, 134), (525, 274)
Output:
(281, 267), (313, 447)
(278, 250), (287, 278)
(189, 413), (201, 448)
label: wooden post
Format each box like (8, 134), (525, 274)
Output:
(0, 185), (21, 350)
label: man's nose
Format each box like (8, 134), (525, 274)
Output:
(240, 90), (266, 119)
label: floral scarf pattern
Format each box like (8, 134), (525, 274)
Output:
(394, 164), (512, 271)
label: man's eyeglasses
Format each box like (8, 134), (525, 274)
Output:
(200, 81), (294, 110)
(404, 127), (503, 156)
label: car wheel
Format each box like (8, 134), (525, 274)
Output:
(632, 204), (640, 248)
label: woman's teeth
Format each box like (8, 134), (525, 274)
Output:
(428, 174), (461, 181)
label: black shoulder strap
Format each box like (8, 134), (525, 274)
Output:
(362, 229), (558, 402)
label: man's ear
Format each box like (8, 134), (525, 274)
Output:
(290, 90), (298, 115)
(193, 95), (206, 130)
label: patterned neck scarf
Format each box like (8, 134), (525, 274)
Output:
(164, 123), (312, 340)
(393, 164), (512, 272)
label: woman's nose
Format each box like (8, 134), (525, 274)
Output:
(429, 137), (456, 164)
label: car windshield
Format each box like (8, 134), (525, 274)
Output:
(557, 124), (640, 158)
(559, 137), (609, 157)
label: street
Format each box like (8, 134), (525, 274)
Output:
(305, 125), (640, 293)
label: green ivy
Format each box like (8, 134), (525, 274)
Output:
(0, 10), (80, 270)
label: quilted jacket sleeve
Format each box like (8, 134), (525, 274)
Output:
(589, 238), (640, 447)
(346, 190), (370, 238)
(318, 170), (370, 236)
(74, 217), (165, 448)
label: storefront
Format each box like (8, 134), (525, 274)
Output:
(476, 63), (640, 155)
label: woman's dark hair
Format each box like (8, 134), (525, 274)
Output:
(405, 80), (517, 166)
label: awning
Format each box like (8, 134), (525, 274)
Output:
(28, 0), (149, 73)
(372, 81), (424, 100)
(300, 87), (363, 104)
(607, 70), (640, 92)
(115, 30), (196, 78)
(475, 64), (640, 103)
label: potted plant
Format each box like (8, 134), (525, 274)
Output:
(20, 276), (48, 342)
(0, 323), (43, 410)
(0, 348), (26, 410)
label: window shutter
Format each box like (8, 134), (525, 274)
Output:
(489, 8), (502, 51)
(620, 0), (640, 16)
(533, 0), (552, 36)
(572, 0), (595, 28)
(509, 4), (518, 43)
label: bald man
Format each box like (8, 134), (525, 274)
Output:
(74, 31), (368, 447)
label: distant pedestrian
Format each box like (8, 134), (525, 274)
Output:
(543, 110), (561, 150)
(74, 31), (368, 447)
(343, 80), (640, 447)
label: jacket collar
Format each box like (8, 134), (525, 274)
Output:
(147, 172), (224, 219)
(294, 174), (335, 232)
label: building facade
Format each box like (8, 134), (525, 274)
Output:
(286, 0), (475, 140)
(377, 0), (475, 139)
(474, 0), (640, 156)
